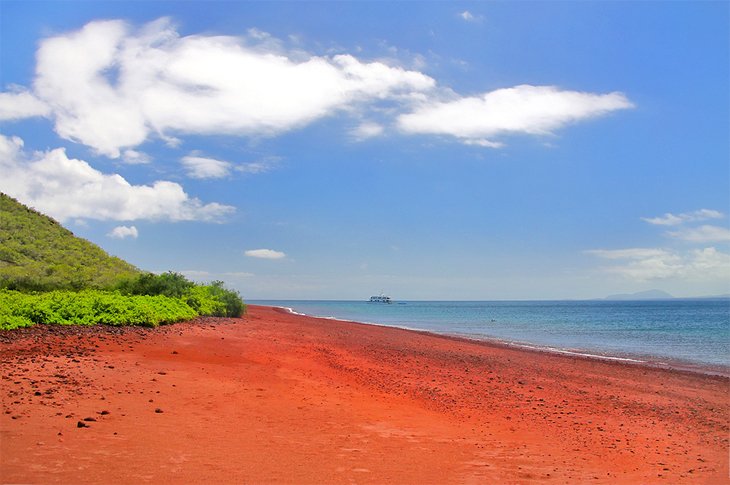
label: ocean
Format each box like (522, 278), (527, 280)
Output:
(251, 299), (730, 369)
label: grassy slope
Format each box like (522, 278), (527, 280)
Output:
(0, 193), (140, 290)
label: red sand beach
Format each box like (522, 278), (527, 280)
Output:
(1, 305), (728, 484)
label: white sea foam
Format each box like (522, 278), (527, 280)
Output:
(510, 343), (645, 363)
(276, 306), (307, 316)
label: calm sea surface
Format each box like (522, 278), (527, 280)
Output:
(251, 299), (730, 368)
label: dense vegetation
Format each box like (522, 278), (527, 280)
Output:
(116, 271), (245, 319)
(0, 289), (198, 329)
(0, 272), (246, 331)
(0, 193), (140, 291)
(0, 194), (245, 330)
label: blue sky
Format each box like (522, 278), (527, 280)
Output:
(1, 1), (728, 299)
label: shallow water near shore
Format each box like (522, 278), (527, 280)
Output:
(252, 299), (730, 368)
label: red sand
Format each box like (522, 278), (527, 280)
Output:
(1, 305), (728, 484)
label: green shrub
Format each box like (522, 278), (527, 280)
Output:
(0, 291), (35, 330)
(0, 313), (34, 330)
(183, 285), (226, 316)
(207, 281), (246, 317)
(116, 271), (194, 298)
(0, 274), (245, 330)
(0, 289), (198, 330)
(119, 273), (245, 318)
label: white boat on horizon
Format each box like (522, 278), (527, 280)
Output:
(369, 294), (392, 303)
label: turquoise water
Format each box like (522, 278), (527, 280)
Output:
(251, 299), (730, 368)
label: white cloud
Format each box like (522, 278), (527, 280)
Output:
(236, 159), (278, 174)
(181, 154), (232, 179)
(668, 225), (730, 243)
(642, 209), (724, 226)
(178, 270), (212, 279)
(588, 209), (730, 285)
(398, 84), (633, 145)
(122, 149), (152, 164)
(350, 121), (384, 140)
(0, 134), (234, 223)
(0, 89), (50, 120)
(690, 247), (730, 274)
(108, 225), (138, 239)
(178, 270), (254, 281)
(458, 11), (483, 23)
(1, 19), (637, 155)
(463, 138), (505, 149)
(181, 153), (277, 178)
(585, 248), (671, 260)
(226, 271), (256, 278)
(245, 248), (286, 260)
(587, 248), (682, 280)
(10, 18), (434, 157)
(587, 246), (730, 281)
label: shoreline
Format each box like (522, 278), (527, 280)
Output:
(1, 305), (728, 483)
(273, 304), (730, 378)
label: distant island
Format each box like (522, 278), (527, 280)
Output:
(604, 290), (730, 301)
(604, 289), (674, 301)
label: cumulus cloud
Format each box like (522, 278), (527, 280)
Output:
(9, 18), (435, 157)
(586, 247), (730, 281)
(668, 225), (730, 243)
(350, 121), (384, 140)
(463, 138), (505, 148)
(585, 248), (671, 260)
(236, 158), (278, 174)
(458, 11), (483, 23)
(642, 209), (724, 226)
(397, 84), (633, 146)
(690, 247), (730, 274)
(245, 248), (286, 259)
(588, 207), (730, 284)
(181, 154), (232, 179)
(122, 149), (152, 164)
(178, 270), (254, 281)
(0, 134), (234, 223)
(641, 209), (729, 243)
(0, 18), (636, 154)
(0, 89), (50, 120)
(181, 153), (278, 178)
(108, 225), (138, 239)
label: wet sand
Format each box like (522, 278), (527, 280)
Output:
(1, 305), (728, 484)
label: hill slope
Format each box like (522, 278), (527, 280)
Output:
(0, 193), (140, 290)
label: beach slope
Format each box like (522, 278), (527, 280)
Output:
(1, 305), (727, 483)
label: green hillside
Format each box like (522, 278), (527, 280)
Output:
(0, 193), (140, 291)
